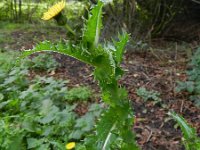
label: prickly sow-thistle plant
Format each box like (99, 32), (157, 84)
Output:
(20, 1), (139, 149)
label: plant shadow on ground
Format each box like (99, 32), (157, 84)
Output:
(1, 23), (200, 150)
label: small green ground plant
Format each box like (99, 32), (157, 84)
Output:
(27, 53), (60, 72)
(20, 0), (139, 149)
(65, 86), (92, 102)
(136, 87), (161, 105)
(176, 47), (200, 107)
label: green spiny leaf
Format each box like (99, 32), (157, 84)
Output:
(112, 32), (129, 64)
(85, 105), (139, 150)
(19, 41), (93, 66)
(85, 108), (118, 150)
(82, 1), (104, 49)
(93, 46), (116, 85)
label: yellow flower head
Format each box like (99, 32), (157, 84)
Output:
(66, 142), (75, 150)
(42, 0), (66, 20)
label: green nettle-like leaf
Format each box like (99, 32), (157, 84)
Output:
(82, 1), (103, 49)
(8, 134), (25, 150)
(168, 111), (200, 150)
(27, 138), (43, 149)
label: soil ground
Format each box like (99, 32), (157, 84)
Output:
(1, 24), (200, 150)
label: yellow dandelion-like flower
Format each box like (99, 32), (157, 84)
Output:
(66, 142), (75, 150)
(42, 0), (66, 20)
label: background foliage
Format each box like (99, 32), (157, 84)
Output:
(176, 47), (200, 107)
(0, 51), (102, 149)
(1, 0), (198, 39)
